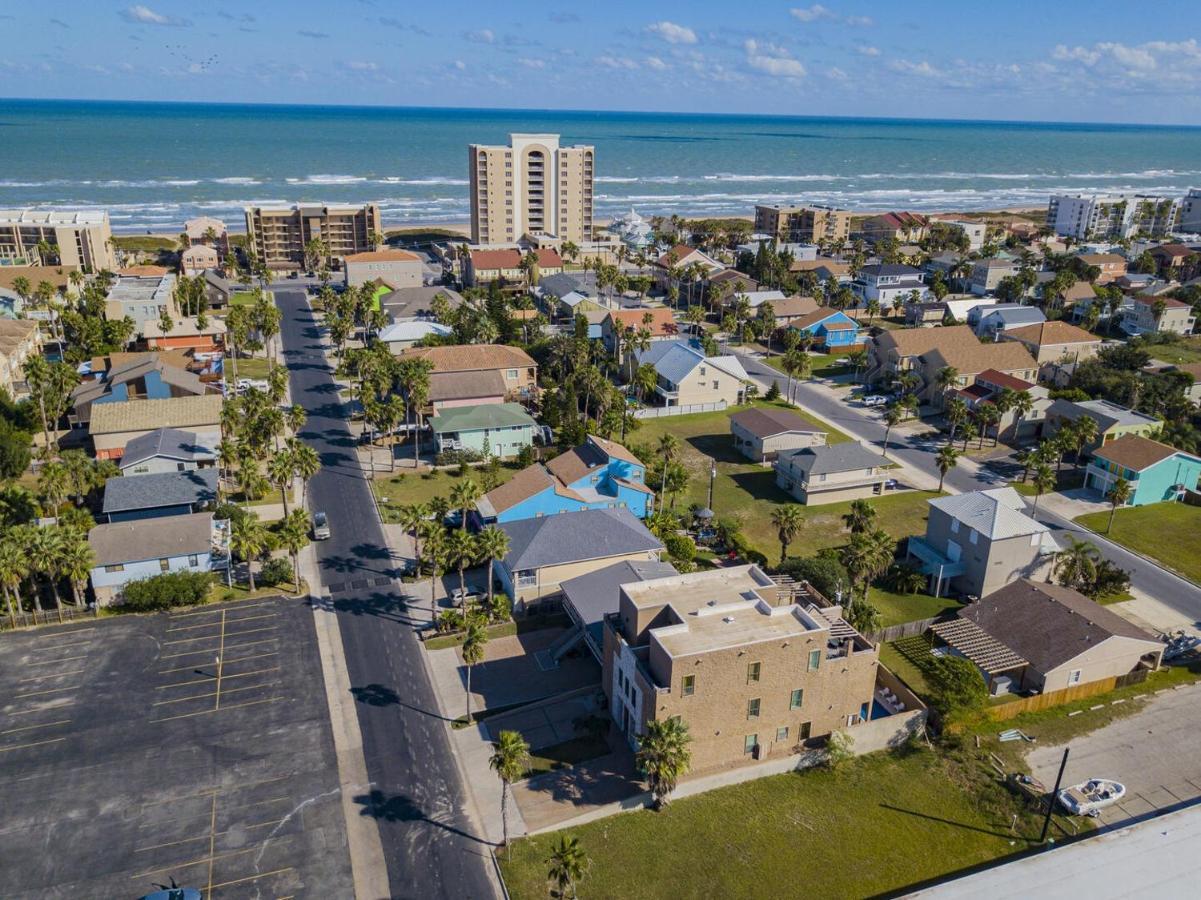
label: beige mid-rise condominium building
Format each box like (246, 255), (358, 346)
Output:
(0, 208), (116, 272)
(754, 204), (851, 244)
(468, 133), (594, 245)
(244, 204), (382, 270)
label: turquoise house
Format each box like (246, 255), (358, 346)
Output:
(429, 402), (536, 459)
(788, 306), (866, 351)
(476, 435), (655, 525)
(1085, 434), (1201, 506)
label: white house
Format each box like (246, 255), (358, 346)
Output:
(853, 264), (929, 308)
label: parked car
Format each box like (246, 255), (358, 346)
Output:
(312, 511), (331, 540)
(861, 395), (888, 407)
(450, 587), (481, 608)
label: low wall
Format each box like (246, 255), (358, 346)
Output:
(634, 400), (727, 419)
(986, 670), (1147, 721)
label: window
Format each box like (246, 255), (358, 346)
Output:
(969, 529), (978, 546)
(799, 722), (812, 741)
(807, 649), (821, 672)
(682, 675), (695, 696)
(187, 555), (199, 567)
(1068, 669), (1082, 685)
(747, 662), (761, 683)
(104, 564), (124, 573)
(790, 688), (804, 710)
(950, 518), (960, 534)
(776, 726), (789, 742)
(743, 733), (759, 755)
(747, 698), (760, 719)
(506, 368), (518, 379)
(159, 558), (170, 572)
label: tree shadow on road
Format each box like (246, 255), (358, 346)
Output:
(353, 790), (492, 845)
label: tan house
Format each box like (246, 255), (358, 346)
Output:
(867, 325), (1038, 402)
(654, 244), (724, 289)
(1000, 321), (1102, 380)
(343, 249), (423, 289)
(464, 248), (563, 288)
(774, 442), (890, 505)
(766, 294), (821, 327)
(179, 244), (219, 276)
(0, 318), (42, 398)
(89, 394), (224, 461)
(636, 341), (747, 408)
(729, 406), (826, 463)
(183, 216), (230, 258)
(401, 344), (538, 401)
(1075, 253), (1127, 284)
(602, 565), (879, 773)
(1123, 295), (1196, 336)
(860, 211), (930, 245)
(932, 580), (1162, 695)
(601, 307), (680, 357)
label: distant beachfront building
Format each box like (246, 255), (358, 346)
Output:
(1046, 193), (1182, 240)
(609, 209), (654, 249)
(0, 208), (116, 272)
(1179, 188), (1201, 233)
(244, 204), (382, 270)
(183, 216), (230, 261)
(753, 204), (851, 244)
(468, 133), (595, 245)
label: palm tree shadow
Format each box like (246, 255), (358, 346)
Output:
(353, 789), (492, 845)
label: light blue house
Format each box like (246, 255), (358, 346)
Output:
(788, 306), (866, 350)
(87, 512), (229, 606)
(1086, 435), (1201, 507)
(428, 402), (537, 459)
(476, 435), (655, 525)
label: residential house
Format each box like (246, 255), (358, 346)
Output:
(1085, 435), (1201, 506)
(729, 407), (827, 463)
(790, 259), (852, 284)
(762, 294), (821, 328)
(1000, 321), (1103, 383)
(968, 258), (1020, 296)
(69, 353), (216, 427)
(101, 469), (219, 522)
(88, 512), (229, 606)
(602, 565), (881, 773)
(1114, 272), (1165, 294)
(636, 341), (748, 409)
(477, 435), (654, 525)
(867, 325), (977, 385)
(774, 442), (890, 506)
(464, 248), (563, 288)
(931, 580), (1162, 695)
(654, 244), (724, 290)
(537, 272), (605, 317)
(853, 264), (929, 309)
(601, 307), (679, 357)
(906, 488), (1058, 599)
(1149, 244), (1194, 279)
(1122, 296), (1196, 336)
(141, 315), (226, 355)
(343, 249), (423, 289)
(0, 318), (42, 398)
(1162, 362), (1201, 404)
(969, 304), (1047, 339)
(119, 427), (218, 476)
(428, 402), (536, 458)
(1075, 253), (1127, 284)
(378, 285), (466, 322)
(183, 216), (230, 259)
(1058, 280), (1098, 317)
(496, 507), (663, 606)
(787, 307), (866, 351)
(103, 274), (178, 336)
(89, 394), (223, 461)
(860, 212), (931, 244)
(0, 266), (80, 317)
(402, 344), (538, 401)
(201, 270), (236, 310)
(1044, 398), (1160, 455)
(707, 269), (761, 296)
(951, 369), (1051, 440)
(427, 371), (507, 412)
(913, 336), (1038, 404)
(560, 560), (679, 664)
(180, 244), (219, 277)
(377, 319), (452, 353)
(935, 218), (987, 251)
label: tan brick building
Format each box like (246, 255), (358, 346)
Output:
(0, 209), (116, 272)
(753, 204), (851, 244)
(244, 204), (381, 270)
(602, 566), (879, 774)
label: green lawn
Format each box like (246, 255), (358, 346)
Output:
(230, 291), (258, 307)
(1010, 468), (1084, 497)
(227, 355), (273, 380)
(112, 235), (178, 253)
(878, 639), (936, 698)
(1143, 335), (1201, 366)
(370, 465), (521, 524)
(764, 354), (860, 382)
(1075, 502), (1201, 584)
(870, 587), (961, 629)
(500, 748), (1042, 899)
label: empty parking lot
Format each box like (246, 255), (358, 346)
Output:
(0, 595), (352, 898)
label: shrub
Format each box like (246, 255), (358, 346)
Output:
(488, 591), (512, 623)
(825, 730), (854, 768)
(0, 419), (31, 480)
(515, 444), (536, 469)
(662, 532), (696, 564)
(777, 555), (851, 602)
(925, 654), (988, 717)
(764, 381), (781, 402)
(257, 557), (293, 587)
(121, 570), (213, 611)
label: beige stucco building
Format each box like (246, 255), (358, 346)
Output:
(468, 133), (594, 244)
(343, 249), (423, 288)
(0, 209), (116, 273)
(753, 205), (851, 244)
(774, 442), (889, 505)
(244, 204), (382, 270)
(0, 318), (43, 398)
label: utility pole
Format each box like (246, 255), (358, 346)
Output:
(707, 460), (716, 513)
(1040, 747), (1070, 844)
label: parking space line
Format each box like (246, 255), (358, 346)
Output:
(13, 684), (77, 698)
(18, 668), (86, 683)
(165, 613), (276, 634)
(152, 681), (278, 707)
(163, 625), (275, 646)
(207, 867), (293, 892)
(34, 628), (95, 641)
(0, 719), (70, 736)
(160, 638), (277, 660)
(158, 667), (280, 690)
(0, 737), (67, 753)
(169, 599), (278, 619)
(135, 819), (280, 853)
(214, 609), (227, 711)
(27, 640), (92, 652)
(25, 654), (88, 666)
(4, 702), (75, 716)
(206, 794), (218, 897)
(152, 696), (282, 723)
(128, 846), (259, 880)
(158, 650), (279, 674)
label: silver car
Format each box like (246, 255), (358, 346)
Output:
(312, 511), (331, 540)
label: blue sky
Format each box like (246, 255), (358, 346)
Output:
(3, 2), (1200, 123)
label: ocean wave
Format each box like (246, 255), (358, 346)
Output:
(374, 176), (469, 185)
(212, 176), (262, 185)
(285, 174), (369, 185)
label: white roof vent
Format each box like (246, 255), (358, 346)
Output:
(722, 616), (735, 624)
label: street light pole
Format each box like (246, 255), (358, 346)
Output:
(707, 460), (716, 513)
(1040, 747), (1070, 844)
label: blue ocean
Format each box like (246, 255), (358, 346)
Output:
(2, 98), (1200, 233)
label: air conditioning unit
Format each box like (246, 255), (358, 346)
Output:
(990, 675), (1014, 697)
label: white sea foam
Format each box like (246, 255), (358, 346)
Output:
(285, 174), (369, 185)
(212, 177), (262, 185)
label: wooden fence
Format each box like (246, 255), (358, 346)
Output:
(1, 606), (97, 632)
(634, 401), (727, 419)
(985, 669), (1148, 721)
(864, 616), (942, 645)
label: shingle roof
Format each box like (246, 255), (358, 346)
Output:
(929, 488), (1048, 540)
(88, 512), (214, 567)
(959, 579), (1159, 673)
(790, 306), (849, 332)
(102, 469), (219, 515)
(470, 248), (562, 270)
(976, 369), (1035, 392)
(1048, 398), (1160, 432)
(923, 340), (1037, 377)
(401, 343), (535, 373)
(480, 464), (558, 516)
(482, 436), (645, 516)
(875, 324), (978, 357)
(500, 507), (662, 571)
(606, 307), (679, 338)
(379, 286), (466, 318)
(539, 271), (599, 299)
(1091, 434), (1193, 472)
(428, 370), (507, 402)
(641, 342), (747, 384)
(780, 441), (883, 476)
(1004, 321), (1101, 347)
(729, 406), (824, 440)
(428, 402), (536, 433)
(120, 428), (217, 467)
(560, 560), (679, 629)
(89, 395), (224, 436)
(860, 263), (924, 277)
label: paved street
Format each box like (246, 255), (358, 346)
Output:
(735, 350), (1201, 623)
(275, 287), (497, 899)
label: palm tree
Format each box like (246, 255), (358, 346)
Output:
(267, 448), (295, 515)
(461, 614), (489, 724)
(278, 509), (311, 594)
(882, 405), (903, 456)
(0, 534), (30, 620)
(841, 528), (895, 601)
(450, 479), (481, 532)
(475, 526), (509, 614)
(976, 403), (1001, 447)
(488, 730), (531, 857)
(935, 444), (960, 492)
(31, 527), (66, 611)
(636, 717), (692, 809)
(447, 529), (478, 605)
(770, 505), (804, 565)
(1030, 463), (1056, 515)
(934, 366), (959, 407)
(423, 522), (448, 624)
(290, 442), (321, 506)
(1068, 415), (1099, 469)
(231, 514), (269, 592)
(546, 834), (589, 900)
(1105, 477), (1131, 533)
(655, 434), (680, 504)
(944, 397), (968, 445)
(59, 532), (94, 608)
(842, 499), (877, 535)
(399, 502), (430, 579)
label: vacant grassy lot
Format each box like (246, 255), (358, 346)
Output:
(1143, 335), (1201, 366)
(500, 748), (1041, 899)
(1010, 468), (1084, 496)
(1076, 502), (1201, 584)
(371, 465), (520, 523)
(230, 290), (259, 307)
(226, 354), (272, 380)
(764, 353), (860, 382)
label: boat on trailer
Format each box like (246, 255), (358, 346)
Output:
(1057, 778), (1126, 816)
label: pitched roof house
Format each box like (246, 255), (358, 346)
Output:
(89, 395), (224, 461)
(1000, 321), (1103, 374)
(119, 427), (218, 475)
(102, 469), (219, 522)
(787, 307), (866, 350)
(774, 442), (890, 506)
(464, 248), (563, 287)
(1085, 434), (1201, 506)
(428, 402), (537, 459)
(402, 343), (538, 401)
(729, 407), (827, 463)
(70, 353), (214, 426)
(88, 512), (229, 606)
(636, 341), (748, 408)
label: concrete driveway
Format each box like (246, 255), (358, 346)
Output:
(1028, 683), (1201, 828)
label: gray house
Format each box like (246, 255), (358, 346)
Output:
(907, 488), (1059, 599)
(729, 407), (826, 464)
(102, 469), (219, 522)
(774, 442), (889, 505)
(118, 427), (219, 476)
(559, 559), (678, 663)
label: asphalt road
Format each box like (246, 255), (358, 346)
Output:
(736, 350), (1201, 624)
(275, 288), (496, 899)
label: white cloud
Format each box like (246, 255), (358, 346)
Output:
(789, 6), (872, 26)
(518, 57), (545, 69)
(827, 66), (848, 81)
(1054, 39), (1201, 73)
(120, 5), (190, 27)
(646, 21), (697, 45)
(889, 59), (942, 78)
(844, 15), (874, 27)
(465, 28), (494, 44)
(644, 56), (668, 71)
(595, 55), (640, 70)
(857, 45), (880, 57)
(345, 61), (378, 71)
(744, 39), (806, 79)
(453, 60), (466, 70)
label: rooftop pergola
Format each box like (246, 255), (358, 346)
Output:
(931, 619), (1028, 675)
